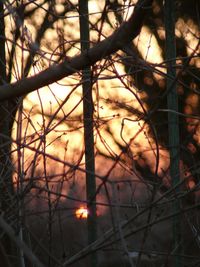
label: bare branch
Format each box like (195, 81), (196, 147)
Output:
(0, 0), (153, 101)
(0, 216), (45, 267)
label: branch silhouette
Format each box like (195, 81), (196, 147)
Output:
(0, 0), (152, 101)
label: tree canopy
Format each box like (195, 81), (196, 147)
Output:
(0, 0), (199, 267)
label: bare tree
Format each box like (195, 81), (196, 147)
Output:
(0, 0), (199, 267)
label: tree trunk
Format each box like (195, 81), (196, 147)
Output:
(79, 1), (97, 266)
(165, 1), (182, 266)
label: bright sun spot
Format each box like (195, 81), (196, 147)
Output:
(75, 207), (88, 219)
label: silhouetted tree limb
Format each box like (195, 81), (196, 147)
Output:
(0, 216), (45, 267)
(0, 0), (153, 101)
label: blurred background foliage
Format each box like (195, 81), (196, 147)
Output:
(10, 0), (200, 185)
(8, 0), (200, 235)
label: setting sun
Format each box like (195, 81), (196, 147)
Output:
(75, 207), (89, 219)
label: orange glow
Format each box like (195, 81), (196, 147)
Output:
(75, 207), (88, 219)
